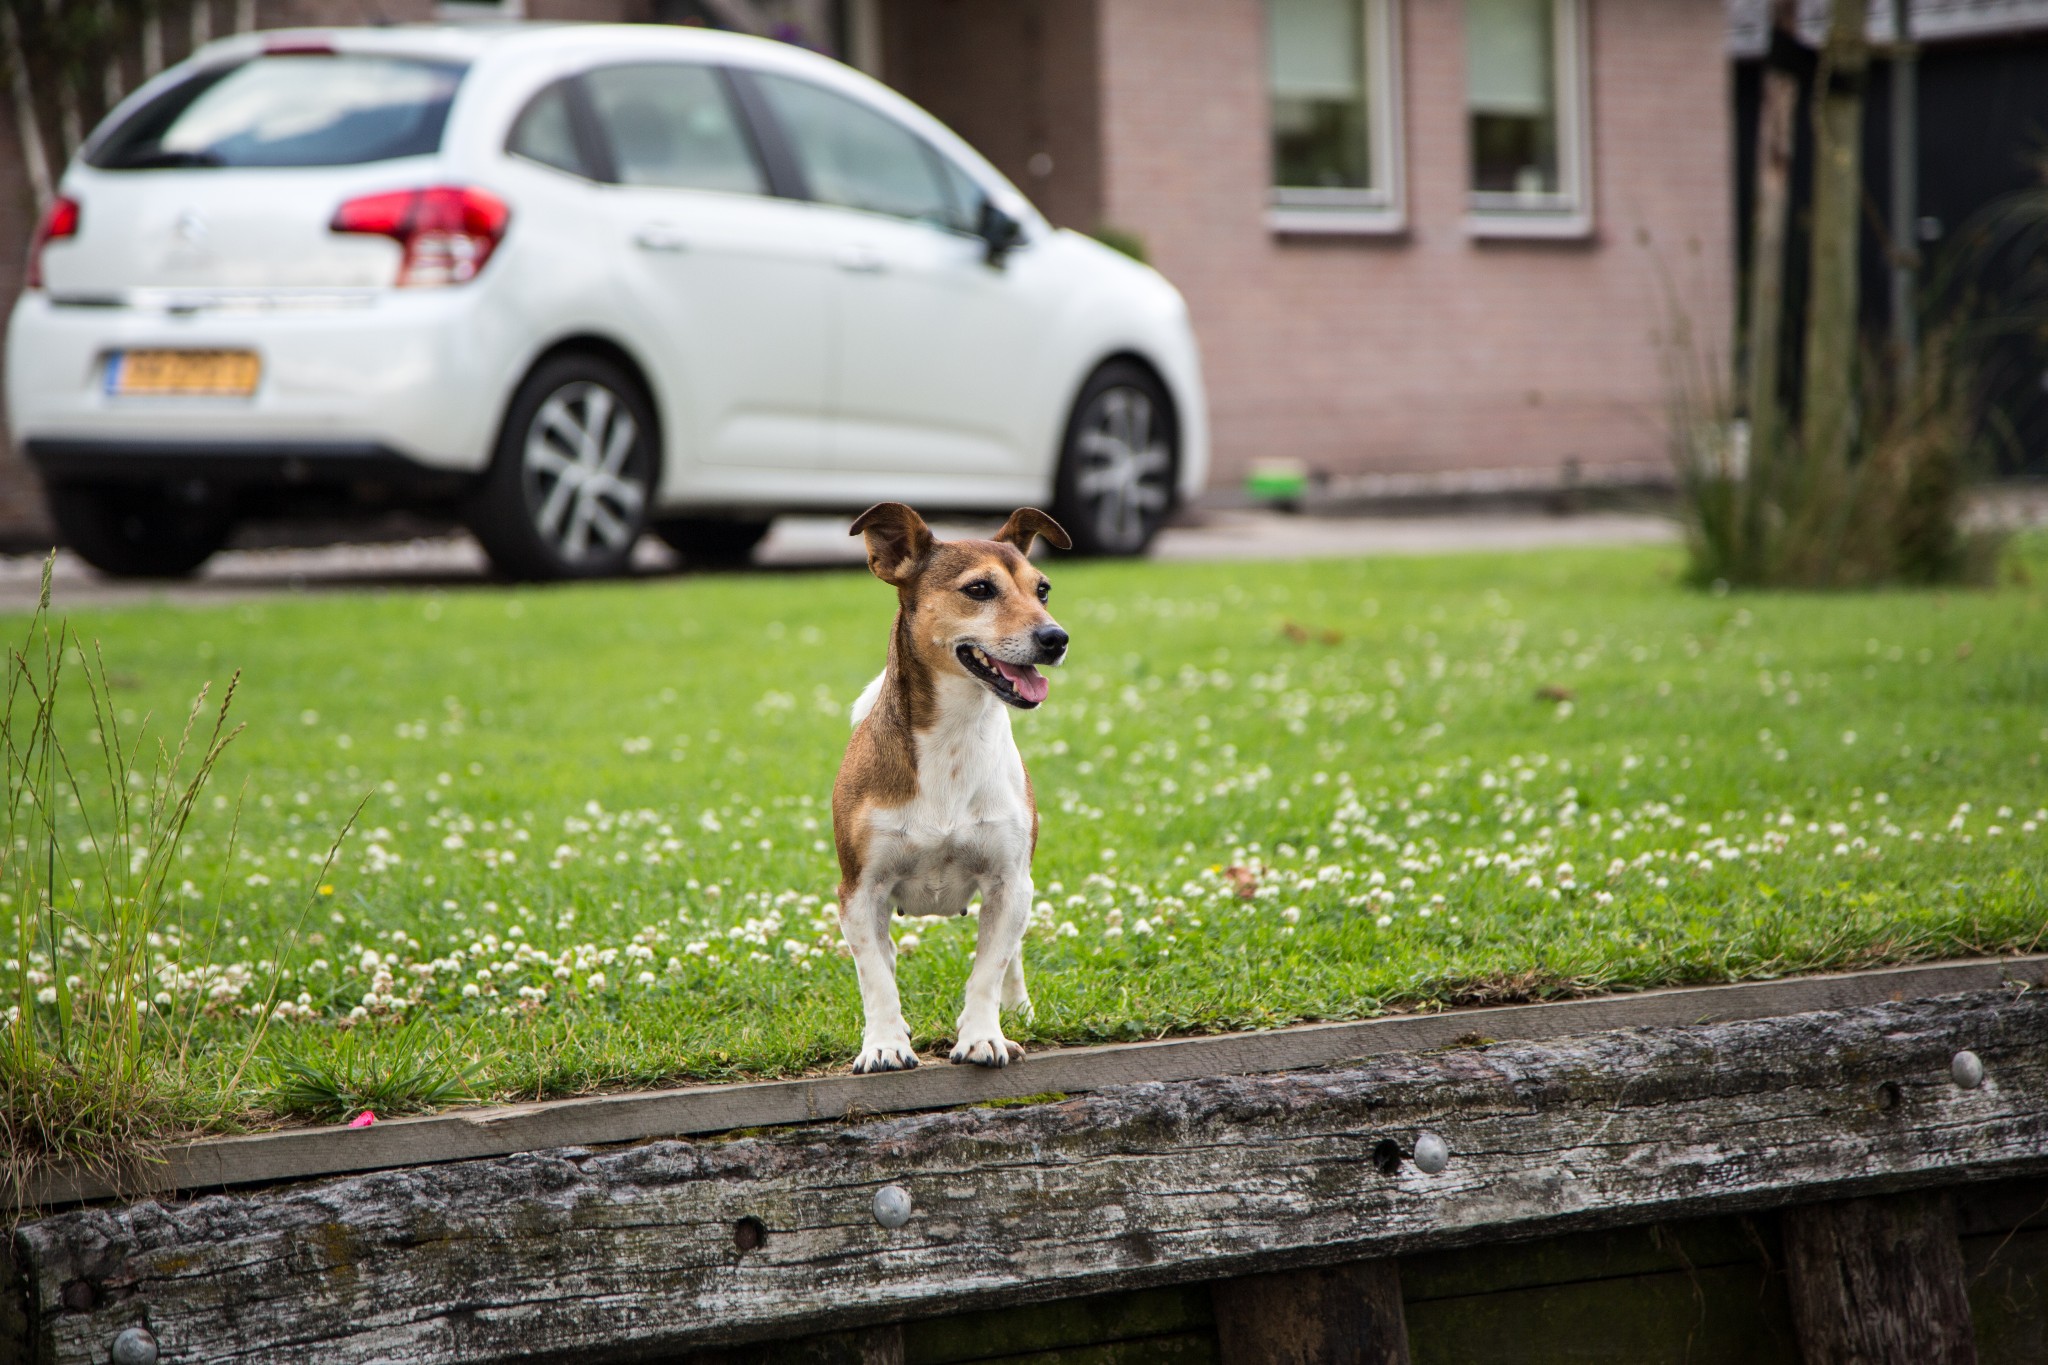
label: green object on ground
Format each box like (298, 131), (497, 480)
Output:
(3, 538), (2045, 1145)
(1245, 463), (1310, 502)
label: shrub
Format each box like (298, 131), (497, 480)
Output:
(1671, 322), (2003, 590)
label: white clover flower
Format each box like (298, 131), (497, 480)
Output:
(586, 972), (607, 991)
(36, 987), (56, 1005)
(461, 983), (481, 998)
(1375, 914), (1393, 929)
(1280, 907), (1301, 924)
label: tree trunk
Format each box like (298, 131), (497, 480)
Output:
(1782, 1192), (1976, 1365)
(1213, 1261), (1410, 1365)
(1798, 0), (1870, 483)
(1743, 0), (1803, 576)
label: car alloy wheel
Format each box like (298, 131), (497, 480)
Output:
(1056, 362), (1177, 556)
(520, 379), (648, 567)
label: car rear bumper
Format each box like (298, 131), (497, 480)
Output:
(4, 290), (510, 472)
(23, 437), (473, 494)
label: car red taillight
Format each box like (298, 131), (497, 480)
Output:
(329, 186), (510, 287)
(26, 196), (80, 291)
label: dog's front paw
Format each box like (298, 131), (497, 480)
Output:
(949, 1032), (1026, 1068)
(852, 1037), (920, 1074)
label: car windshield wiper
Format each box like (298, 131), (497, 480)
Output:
(113, 149), (226, 169)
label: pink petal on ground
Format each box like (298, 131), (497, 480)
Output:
(349, 1111), (377, 1128)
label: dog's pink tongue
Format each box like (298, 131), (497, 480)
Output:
(996, 660), (1050, 704)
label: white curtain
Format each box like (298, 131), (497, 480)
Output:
(1467, 0), (1553, 116)
(1270, 0), (1361, 101)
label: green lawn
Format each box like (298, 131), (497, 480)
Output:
(6, 536), (2047, 1139)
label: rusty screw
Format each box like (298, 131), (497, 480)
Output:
(873, 1184), (913, 1229)
(109, 1326), (158, 1365)
(1952, 1050), (1985, 1089)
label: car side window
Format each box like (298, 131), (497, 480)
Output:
(507, 80), (588, 177)
(930, 150), (988, 233)
(584, 63), (764, 195)
(753, 72), (968, 230)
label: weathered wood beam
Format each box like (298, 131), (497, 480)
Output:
(25, 956), (2045, 1208)
(12, 991), (2048, 1365)
(1784, 1191), (1977, 1364)
(1212, 1261), (1409, 1365)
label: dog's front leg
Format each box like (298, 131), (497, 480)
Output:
(840, 881), (918, 1073)
(952, 872), (1031, 1067)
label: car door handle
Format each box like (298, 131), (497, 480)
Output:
(836, 245), (886, 274)
(633, 225), (690, 253)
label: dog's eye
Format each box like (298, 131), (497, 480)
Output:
(962, 581), (996, 601)
(1035, 581), (1051, 602)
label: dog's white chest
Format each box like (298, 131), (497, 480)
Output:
(867, 688), (1032, 910)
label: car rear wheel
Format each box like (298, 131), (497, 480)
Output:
(468, 354), (656, 581)
(653, 516), (772, 569)
(1051, 361), (1178, 557)
(46, 481), (235, 579)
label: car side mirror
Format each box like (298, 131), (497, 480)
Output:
(978, 199), (1024, 267)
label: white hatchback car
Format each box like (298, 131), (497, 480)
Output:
(8, 23), (1207, 579)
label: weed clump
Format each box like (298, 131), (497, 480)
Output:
(1670, 324), (2004, 591)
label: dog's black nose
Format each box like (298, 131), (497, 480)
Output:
(1035, 625), (1069, 655)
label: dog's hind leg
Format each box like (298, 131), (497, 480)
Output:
(952, 873), (1031, 1067)
(840, 881), (918, 1073)
(1001, 947), (1032, 1020)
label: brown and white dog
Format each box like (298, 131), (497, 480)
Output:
(831, 502), (1071, 1073)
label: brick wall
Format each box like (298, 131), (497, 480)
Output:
(1095, 0), (1734, 489)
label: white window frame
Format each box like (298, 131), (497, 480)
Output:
(1267, 0), (1407, 237)
(437, 0), (524, 20)
(1463, 0), (1593, 240)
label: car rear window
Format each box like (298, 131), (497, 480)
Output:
(89, 53), (464, 170)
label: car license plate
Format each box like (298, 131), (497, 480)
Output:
(107, 349), (261, 397)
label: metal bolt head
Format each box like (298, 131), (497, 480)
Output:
(1413, 1131), (1451, 1175)
(872, 1184), (913, 1229)
(109, 1327), (158, 1365)
(1952, 1050), (1986, 1089)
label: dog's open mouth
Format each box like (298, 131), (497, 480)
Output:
(957, 644), (1050, 708)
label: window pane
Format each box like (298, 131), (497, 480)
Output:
(1467, 0), (1558, 197)
(90, 54), (462, 169)
(585, 64), (763, 194)
(507, 81), (585, 177)
(929, 148), (986, 234)
(755, 73), (956, 227)
(1269, 0), (1371, 191)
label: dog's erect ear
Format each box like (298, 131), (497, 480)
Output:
(993, 508), (1071, 556)
(850, 502), (935, 585)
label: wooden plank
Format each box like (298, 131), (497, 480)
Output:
(904, 1285), (1212, 1364)
(1212, 1261), (1408, 1364)
(1962, 1228), (2048, 1365)
(1398, 1217), (1772, 1302)
(1403, 1261), (1801, 1365)
(1782, 1192), (1977, 1365)
(26, 955), (2046, 1207)
(15, 991), (2048, 1365)
(686, 1324), (905, 1365)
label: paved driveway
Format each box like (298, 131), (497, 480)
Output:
(0, 509), (1679, 615)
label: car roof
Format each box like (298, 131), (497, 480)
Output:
(194, 21), (843, 75)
